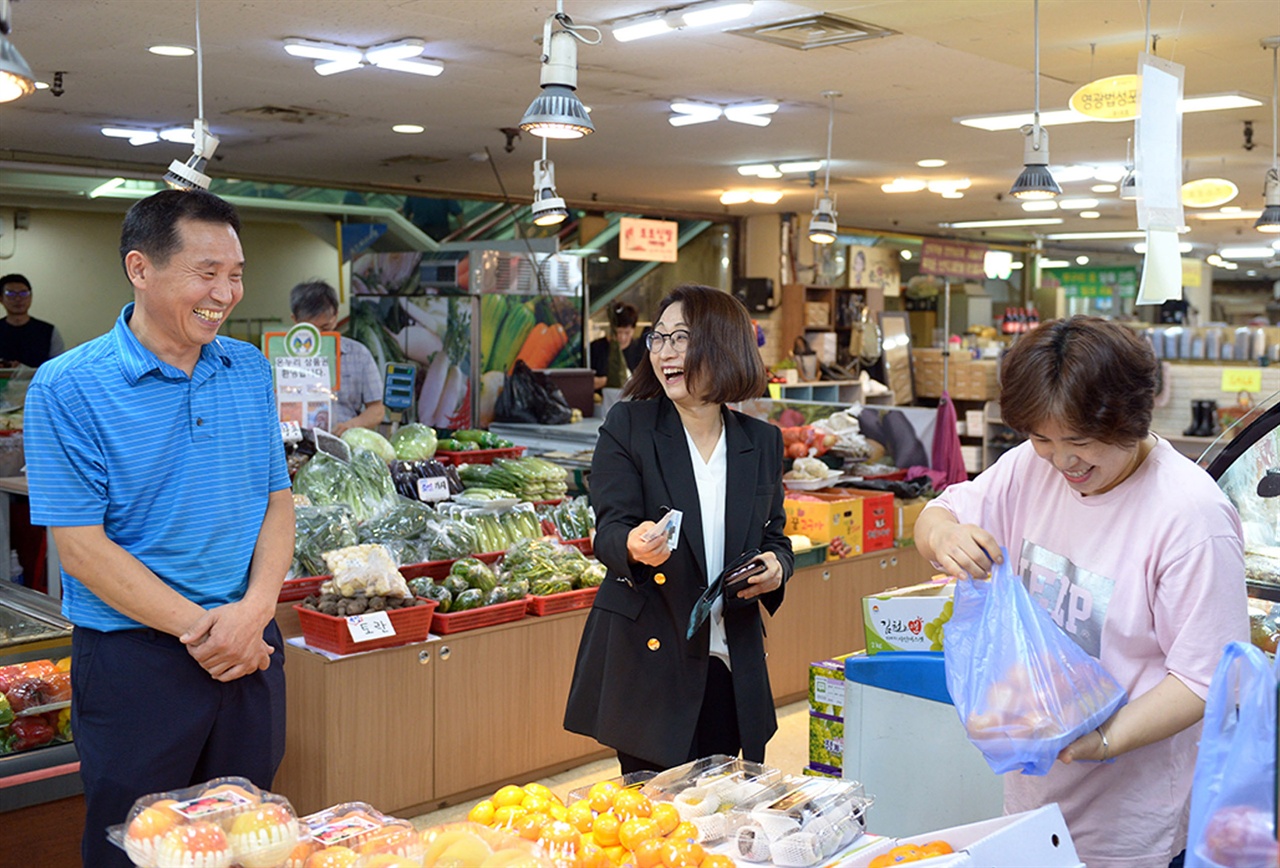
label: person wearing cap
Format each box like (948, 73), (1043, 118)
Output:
(0, 274), (64, 367)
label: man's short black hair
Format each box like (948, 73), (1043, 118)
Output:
(119, 189), (241, 277)
(289, 280), (340, 320)
(0, 274), (31, 292)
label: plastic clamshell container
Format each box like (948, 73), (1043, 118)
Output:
(430, 596), (528, 634)
(526, 586), (598, 616)
(565, 771), (659, 805)
(294, 598), (437, 655)
(293, 801), (423, 865)
(107, 776), (301, 868)
(435, 445), (526, 466)
(731, 776), (873, 866)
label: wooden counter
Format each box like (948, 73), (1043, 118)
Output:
(272, 545), (934, 816)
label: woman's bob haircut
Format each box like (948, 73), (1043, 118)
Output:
(1000, 315), (1156, 445)
(622, 284), (767, 405)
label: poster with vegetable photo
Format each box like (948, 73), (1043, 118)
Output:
(348, 296), (473, 429)
(351, 251), (424, 296)
(477, 293), (583, 427)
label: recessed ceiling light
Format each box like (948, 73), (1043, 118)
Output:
(917, 159), (947, 168)
(881, 178), (926, 193)
(941, 191), (965, 199)
(751, 189), (784, 204)
(1091, 184), (1117, 193)
(149, 45), (195, 57)
(944, 218), (1063, 228)
(778, 160), (823, 173)
(1021, 201), (1058, 212)
(739, 164), (775, 176)
(1181, 178), (1239, 208)
(1134, 241), (1194, 254)
(1040, 260), (1071, 268)
(927, 178), (970, 194)
(1080, 211), (1101, 219)
(1219, 246), (1277, 259)
(1075, 255), (1090, 265)
(1247, 269), (1260, 276)
(900, 250), (913, 260)
(721, 188), (783, 205)
(392, 124), (425, 134)
(1058, 198), (1099, 210)
(1191, 210), (1262, 221)
(33, 80), (49, 90)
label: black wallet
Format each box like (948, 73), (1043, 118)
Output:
(686, 549), (766, 639)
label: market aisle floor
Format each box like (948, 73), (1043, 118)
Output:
(410, 700), (810, 830)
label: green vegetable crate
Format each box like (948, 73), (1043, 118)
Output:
(792, 544), (829, 569)
(294, 598), (437, 655)
(526, 586), (598, 617)
(430, 597), (528, 634)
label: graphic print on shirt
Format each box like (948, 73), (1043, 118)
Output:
(1017, 540), (1114, 659)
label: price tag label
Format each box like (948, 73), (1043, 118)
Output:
(279, 421), (303, 444)
(345, 611), (396, 643)
(417, 476), (452, 502)
(1221, 369), (1262, 393)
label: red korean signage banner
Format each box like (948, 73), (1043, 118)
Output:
(619, 217), (678, 263)
(919, 239), (988, 280)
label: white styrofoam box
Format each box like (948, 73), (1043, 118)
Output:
(839, 805), (1084, 868)
(842, 680), (1003, 839)
(960, 445), (982, 473)
(964, 409), (985, 433)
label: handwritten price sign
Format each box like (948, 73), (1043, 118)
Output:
(345, 611), (396, 643)
(417, 476), (451, 503)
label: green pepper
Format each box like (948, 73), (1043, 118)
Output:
(0, 693), (12, 729)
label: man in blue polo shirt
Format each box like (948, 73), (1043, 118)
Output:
(24, 190), (294, 867)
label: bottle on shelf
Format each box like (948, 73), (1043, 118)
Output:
(8, 549), (22, 586)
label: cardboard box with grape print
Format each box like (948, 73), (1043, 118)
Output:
(862, 578), (955, 654)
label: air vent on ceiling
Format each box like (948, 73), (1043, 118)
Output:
(729, 14), (897, 50)
(227, 105), (347, 123)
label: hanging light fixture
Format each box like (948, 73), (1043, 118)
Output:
(0, 0), (35, 103)
(808, 90), (840, 245)
(1009, 0), (1061, 200)
(1255, 36), (1280, 233)
(531, 139), (569, 227)
(164, 0), (219, 190)
(519, 3), (601, 140)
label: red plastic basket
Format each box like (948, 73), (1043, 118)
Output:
(399, 551), (503, 582)
(294, 599), (437, 655)
(558, 537), (593, 556)
(279, 574), (327, 602)
(526, 586), (598, 616)
(430, 597), (527, 634)
(434, 445), (526, 466)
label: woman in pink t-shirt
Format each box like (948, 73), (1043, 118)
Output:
(916, 316), (1249, 868)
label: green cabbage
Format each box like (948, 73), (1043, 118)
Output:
(340, 428), (396, 463)
(391, 423), (438, 460)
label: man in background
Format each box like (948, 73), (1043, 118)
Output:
(0, 273), (64, 367)
(289, 279), (385, 435)
(24, 190), (293, 867)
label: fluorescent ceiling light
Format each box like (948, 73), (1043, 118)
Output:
(33, 79), (48, 89)
(1045, 231), (1145, 240)
(752, 190), (784, 204)
(160, 126), (196, 144)
(917, 159), (947, 168)
(102, 127), (160, 146)
(1221, 206), (1243, 213)
(1080, 211), (1101, 219)
(682, 1), (755, 27)
(738, 164), (775, 176)
(1091, 184), (1117, 193)
(315, 59), (363, 76)
(613, 16), (673, 42)
(956, 92), (1263, 131)
(1219, 246), (1277, 259)
(881, 178), (926, 193)
(376, 58), (444, 76)
(945, 218), (1063, 228)
(941, 191), (965, 199)
(927, 178), (970, 193)
(284, 37), (443, 77)
(670, 101), (722, 126)
(89, 177), (126, 198)
(1040, 260), (1070, 268)
(1058, 198), (1099, 210)
(778, 160), (823, 173)
(392, 124), (425, 134)
(1048, 165), (1096, 183)
(724, 102), (778, 126)
(284, 39), (359, 62)
(1093, 166), (1127, 183)
(1191, 210), (1262, 220)
(148, 45), (194, 57)
(365, 40), (425, 64)
(1021, 201), (1058, 212)
(1134, 241), (1194, 254)
(1010, 261), (1025, 269)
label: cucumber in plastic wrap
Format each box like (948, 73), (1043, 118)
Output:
(452, 588), (485, 611)
(529, 577), (574, 596)
(577, 561), (607, 589)
(443, 574), (470, 597)
(449, 557), (498, 593)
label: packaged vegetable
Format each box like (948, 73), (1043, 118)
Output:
(450, 557), (498, 593)
(340, 428), (397, 463)
(452, 588), (485, 611)
(320, 544), (412, 599)
(409, 579), (453, 613)
(293, 505), (359, 577)
(348, 448), (398, 512)
(420, 519), (478, 561)
(357, 498), (435, 543)
(390, 423), (439, 460)
(293, 453), (385, 524)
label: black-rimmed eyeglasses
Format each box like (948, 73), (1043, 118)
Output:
(645, 329), (690, 353)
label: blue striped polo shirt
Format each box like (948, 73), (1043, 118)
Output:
(25, 303), (291, 631)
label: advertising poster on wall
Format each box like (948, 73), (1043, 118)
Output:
(847, 245), (902, 295)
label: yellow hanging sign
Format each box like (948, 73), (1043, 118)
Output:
(1069, 74), (1139, 121)
(1221, 369), (1262, 393)
(1181, 178), (1239, 209)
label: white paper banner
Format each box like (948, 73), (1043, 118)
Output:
(1137, 227), (1185, 305)
(1135, 53), (1185, 232)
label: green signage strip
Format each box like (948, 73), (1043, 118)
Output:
(1058, 266), (1138, 299)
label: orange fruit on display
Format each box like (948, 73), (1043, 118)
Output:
(361, 857), (418, 868)
(630, 836), (667, 868)
(492, 805), (528, 828)
(513, 811), (551, 841)
(522, 782), (559, 803)
(649, 803), (680, 837)
(587, 781), (620, 813)
(888, 843), (923, 863)
(602, 844), (629, 866)
(700, 856), (736, 868)
(305, 846), (359, 868)
(868, 855), (896, 868)
(494, 784), (528, 808)
(547, 803), (568, 822)
(521, 794), (553, 814)
(659, 837), (705, 868)
(575, 838), (605, 868)
(920, 839), (954, 856)
(611, 789), (653, 820)
(285, 839), (322, 867)
(54, 656), (72, 672)
(469, 800), (497, 825)
(538, 819), (582, 849)
(617, 816), (661, 852)
(668, 821), (698, 842)
(566, 799), (596, 833)
(592, 812), (622, 848)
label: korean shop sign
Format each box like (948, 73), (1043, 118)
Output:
(1058, 267), (1138, 299)
(620, 217), (679, 263)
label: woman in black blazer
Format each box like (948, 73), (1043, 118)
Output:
(564, 284), (793, 774)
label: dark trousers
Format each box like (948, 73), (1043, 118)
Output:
(617, 657), (741, 775)
(72, 622), (286, 868)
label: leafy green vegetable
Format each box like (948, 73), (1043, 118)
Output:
(391, 423), (438, 460)
(341, 428), (397, 463)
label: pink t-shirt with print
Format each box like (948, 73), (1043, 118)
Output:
(926, 436), (1249, 868)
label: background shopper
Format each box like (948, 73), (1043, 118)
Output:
(915, 316), (1248, 868)
(24, 190), (294, 867)
(0, 273), (64, 367)
(590, 301), (645, 392)
(565, 284), (793, 773)
(289, 279), (385, 435)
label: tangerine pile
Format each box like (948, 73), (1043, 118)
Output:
(867, 840), (954, 866)
(465, 779), (735, 868)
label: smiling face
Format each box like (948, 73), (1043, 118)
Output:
(649, 301), (700, 407)
(126, 217), (244, 367)
(1029, 417), (1144, 496)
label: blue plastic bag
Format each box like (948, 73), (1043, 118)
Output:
(1185, 641), (1277, 868)
(943, 549), (1128, 775)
